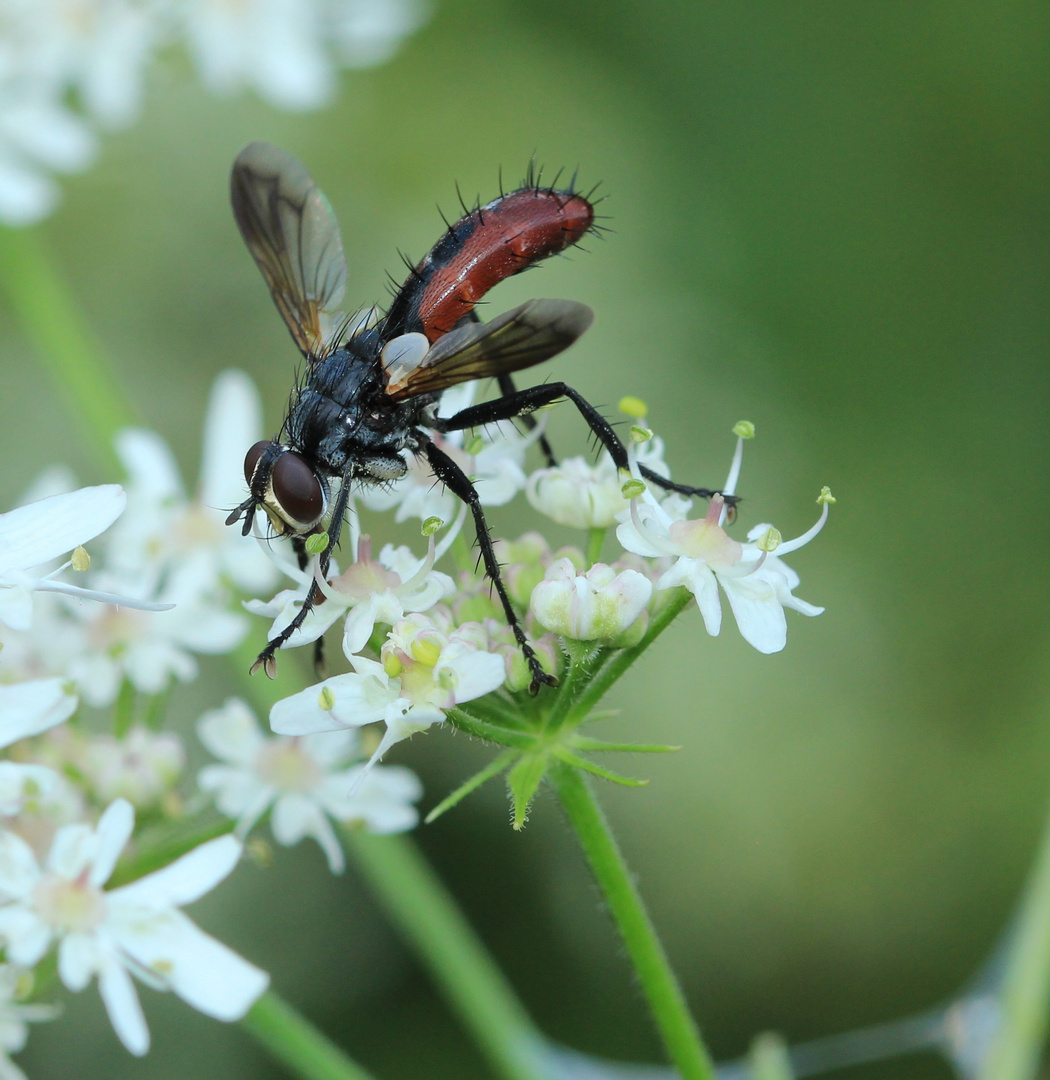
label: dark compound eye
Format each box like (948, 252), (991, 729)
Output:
(243, 441), (271, 487)
(271, 451), (324, 527)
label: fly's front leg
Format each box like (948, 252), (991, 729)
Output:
(292, 535), (327, 678)
(438, 382), (736, 507)
(424, 440), (556, 696)
(251, 478), (352, 679)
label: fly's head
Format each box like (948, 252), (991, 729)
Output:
(225, 440), (328, 539)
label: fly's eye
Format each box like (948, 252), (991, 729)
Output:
(270, 451), (324, 527)
(244, 441), (272, 487)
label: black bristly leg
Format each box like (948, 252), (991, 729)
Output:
(437, 383), (737, 507)
(251, 476), (353, 679)
(424, 440), (556, 696)
(496, 373), (557, 467)
(292, 535), (327, 678)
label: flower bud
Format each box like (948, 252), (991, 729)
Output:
(530, 559), (653, 642)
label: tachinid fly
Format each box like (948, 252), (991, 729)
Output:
(226, 143), (727, 693)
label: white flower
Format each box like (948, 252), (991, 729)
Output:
(246, 534), (454, 655)
(616, 492), (828, 654)
(62, 554), (247, 707)
(0, 799), (268, 1056)
(327, 0), (429, 68)
(526, 439), (669, 530)
(270, 615), (505, 775)
(198, 698), (422, 873)
(0, 679), (77, 749)
(531, 559), (652, 643)
(81, 727), (185, 808)
(0, 964), (59, 1080)
(0, 484), (144, 632)
(106, 370), (279, 595)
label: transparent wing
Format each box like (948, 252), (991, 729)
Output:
(231, 142), (348, 359)
(383, 299), (594, 400)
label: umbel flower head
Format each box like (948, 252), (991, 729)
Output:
(0, 800), (267, 1056)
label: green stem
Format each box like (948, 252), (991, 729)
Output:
(586, 527), (606, 567)
(345, 832), (548, 1080)
(980, 799), (1050, 1080)
(549, 761), (715, 1080)
(446, 707), (538, 750)
(566, 589), (693, 725)
(0, 227), (135, 471)
(241, 991), (377, 1080)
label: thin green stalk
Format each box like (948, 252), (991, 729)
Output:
(566, 589), (693, 725)
(241, 991), (377, 1080)
(108, 817), (234, 887)
(586, 527), (606, 566)
(980, 798), (1050, 1080)
(0, 227), (134, 471)
(345, 832), (548, 1080)
(549, 761), (715, 1080)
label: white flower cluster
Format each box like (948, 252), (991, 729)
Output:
(0, 370), (429, 1068)
(0, 0), (426, 225)
(255, 390), (830, 777)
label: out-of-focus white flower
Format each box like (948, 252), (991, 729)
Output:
(246, 533), (454, 655)
(531, 558), (652, 644)
(81, 727), (185, 808)
(198, 698), (422, 872)
(616, 491), (828, 654)
(0, 680), (77, 750)
(270, 614), (505, 775)
(0, 1), (425, 225)
(63, 555), (247, 706)
(0, 799), (268, 1056)
(106, 370), (279, 595)
(0, 484), (151, 632)
(526, 438), (669, 530)
(0, 964), (60, 1080)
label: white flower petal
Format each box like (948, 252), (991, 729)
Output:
(112, 836), (241, 909)
(97, 954), (149, 1056)
(199, 370), (263, 510)
(0, 486), (125, 577)
(197, 698), (265, 765)
(89, 800), (135, 887)
(0, 678), (77, 749)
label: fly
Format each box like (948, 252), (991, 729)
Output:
(225, 142), (730, 694)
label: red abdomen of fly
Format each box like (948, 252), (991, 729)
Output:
(384, 184), (595, 342)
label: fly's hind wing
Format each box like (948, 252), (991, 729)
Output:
(382, 299), (593, 400)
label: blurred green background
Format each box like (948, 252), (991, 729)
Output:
(3, 3), (1049, 1078)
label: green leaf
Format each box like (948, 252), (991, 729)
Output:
(552, 748), (649, 787)
(425, 750), (518, 824)
(507, 752), (549, 830)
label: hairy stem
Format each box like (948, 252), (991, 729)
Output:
(550, 761), (715, 1080)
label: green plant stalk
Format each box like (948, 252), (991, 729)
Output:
(549, 761), (715, 1080)
(241, 991), (378, 1080)
(0, 227), (134, 472)
(981, 798), (1050, 1080)
(345, 831), (549, 1080)
(566, 588), (693, 725)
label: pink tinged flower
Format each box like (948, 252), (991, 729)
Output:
(246, 535), (454, 656)
(617, 488), (830, 655)
(0, 679), (77, 749)
(0, 485), (169, 631)
(81, 728), (185, 808)
(531, 559), (653, 642)
(197, 699), (421, 873)
(0, 800), (267, 1056)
